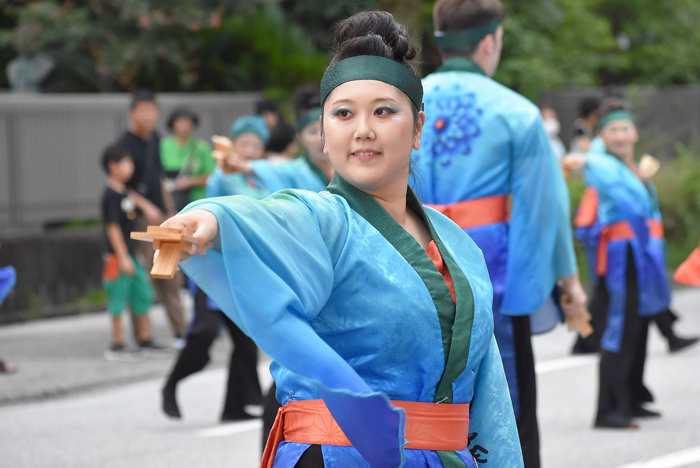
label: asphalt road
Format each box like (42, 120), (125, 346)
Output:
(1, 289), (699, 468)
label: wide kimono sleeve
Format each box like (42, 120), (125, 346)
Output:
(179, 192), (406, 468)
(501, 116), (572, 315)
(467, 336), (524, 467)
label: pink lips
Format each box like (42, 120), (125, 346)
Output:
(351, 149), (380, 161)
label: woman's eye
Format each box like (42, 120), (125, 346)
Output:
(375, 106), (396, 116)
(339, 110), (350, 118)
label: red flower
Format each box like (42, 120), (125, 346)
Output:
(210, 14), (222, 29)
(139, 15), (151, 28)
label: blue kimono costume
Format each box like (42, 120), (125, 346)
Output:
(0, 265), (16, 305)
(577, 152), (670, 352)
(205, 166), (271, 200)
(250, 155), (331, 193)
(181, 174), (523, 468)
(412, 58), (577, 455)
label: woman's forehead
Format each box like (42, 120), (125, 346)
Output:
(325, 80), (410, 106)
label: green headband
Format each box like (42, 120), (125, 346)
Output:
(598, 110), (636, 129)
(320, 55), (423, 111)
(434, 18), (500, 51)
(297, 108), (322, 132)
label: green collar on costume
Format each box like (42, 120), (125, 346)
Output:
(435, 57), (487, 76)
(301, 154), (331, 187)
(434, 18), (500, 52)
(320, 55), (423, 110)
(297, 108), (322, 132)
(326, 174), (475, 408)
(598, 110), (636, 129)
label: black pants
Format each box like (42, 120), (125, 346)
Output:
(596, 247), (653, 421)
(165, 287), (262, 417)
(511, 315), (540, 468)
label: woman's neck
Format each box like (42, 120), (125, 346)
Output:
(309, 156), (334, 179)
(175, 133), (190, 146)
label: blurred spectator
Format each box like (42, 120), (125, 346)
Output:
(99, 144), (164, 361)
(160, 107), (216, 212)
(541, 106), (566, 160)
(255, 98), (296, 160)
(569, 97), (600, 153)
(115, 90), (187, 346)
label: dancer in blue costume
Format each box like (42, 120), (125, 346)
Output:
(161, 114), (270, 421)
(158, 11), (522, 468)
(412, 1), (588, 467)
(220, 84), (333, 194)
(0, 247), (17, 374)
(568, 104), (696, 428)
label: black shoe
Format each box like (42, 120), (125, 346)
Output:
(220, 411), (258, 422)
(633, 407), (661, 418)
(594, 412), (638, 429)
(669, 336), (699, 353)
(162, 385), (181, 419)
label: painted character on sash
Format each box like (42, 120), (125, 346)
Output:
(158, 11), (523, 468)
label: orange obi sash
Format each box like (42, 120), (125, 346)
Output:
(261, 399), (471, 468)
(596, 219), (664, 276)
(426, 195), (509, 230)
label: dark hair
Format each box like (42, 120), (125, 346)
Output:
(328, 11), (418, 75)
(578, 97), (601, 118)
(325, 10), (420, 125)
(255, 98), (280, 115)
(433, 0), (505, 57)
(266, 120), (297, 153)
(101, 143), (131, 174)
(598, 97), (628, 118)
(167, 106), (199, 130)
(292, 83), (322, 122)
(130, 89), (157, 110)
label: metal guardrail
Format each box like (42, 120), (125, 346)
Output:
(0, 92), (261, 232)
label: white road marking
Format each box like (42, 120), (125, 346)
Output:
(195, 419), (263, 437)
(614, 446), (700, 468)
(535, 355), (598, 374)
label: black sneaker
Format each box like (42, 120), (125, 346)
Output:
(104, 344), (142, 362)
(137, 340), (172, 359)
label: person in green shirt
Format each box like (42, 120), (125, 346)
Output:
(160, 107), (216, 211)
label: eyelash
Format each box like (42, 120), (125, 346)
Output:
(331, 106), (397, 118)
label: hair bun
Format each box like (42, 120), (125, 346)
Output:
(331, 11), (416, 66)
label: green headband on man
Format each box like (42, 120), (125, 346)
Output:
(598, 110), (636, 129)
(320, 55), (423, 111)
(434, 18), (500, 51)
(297, 108), (322, 132)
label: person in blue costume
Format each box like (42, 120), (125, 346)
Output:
(221, 84), (333, 194)
(412, 1), (588, 467)
(567, 103), (697, 428)
(0, 253), (17, 374)
(161, 115), (270, 422)
(157, 11), (523, 468)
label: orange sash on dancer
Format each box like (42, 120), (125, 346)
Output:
(426, 195), (509, 229)
(596, 220), (664, 276)
(674, 240), (700, 287)
(261, 399), (471, 468)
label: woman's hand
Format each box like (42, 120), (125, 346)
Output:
(219, 149), (253, 175)
(160, 209), (219, 258)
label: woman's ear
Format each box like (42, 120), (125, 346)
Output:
(413, 110), (426, 151)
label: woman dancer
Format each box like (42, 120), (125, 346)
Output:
(162, 11), (522, 467)
(569, 104), (674, 428)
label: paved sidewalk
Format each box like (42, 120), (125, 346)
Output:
(0, 293), (234, 405)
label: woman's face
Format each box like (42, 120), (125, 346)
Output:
(322, 80), (424, 195)
(299, 120), (326, 164)
(232, 133), (265, 160)
(172, 116), (194, 137)
(599, 119), (638, 158)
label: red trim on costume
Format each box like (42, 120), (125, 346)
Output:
(596, 220), (665, 276)
(574, 188), (599, 228)
(674, 240), (700, 287)
(426, 195), (509, 230)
